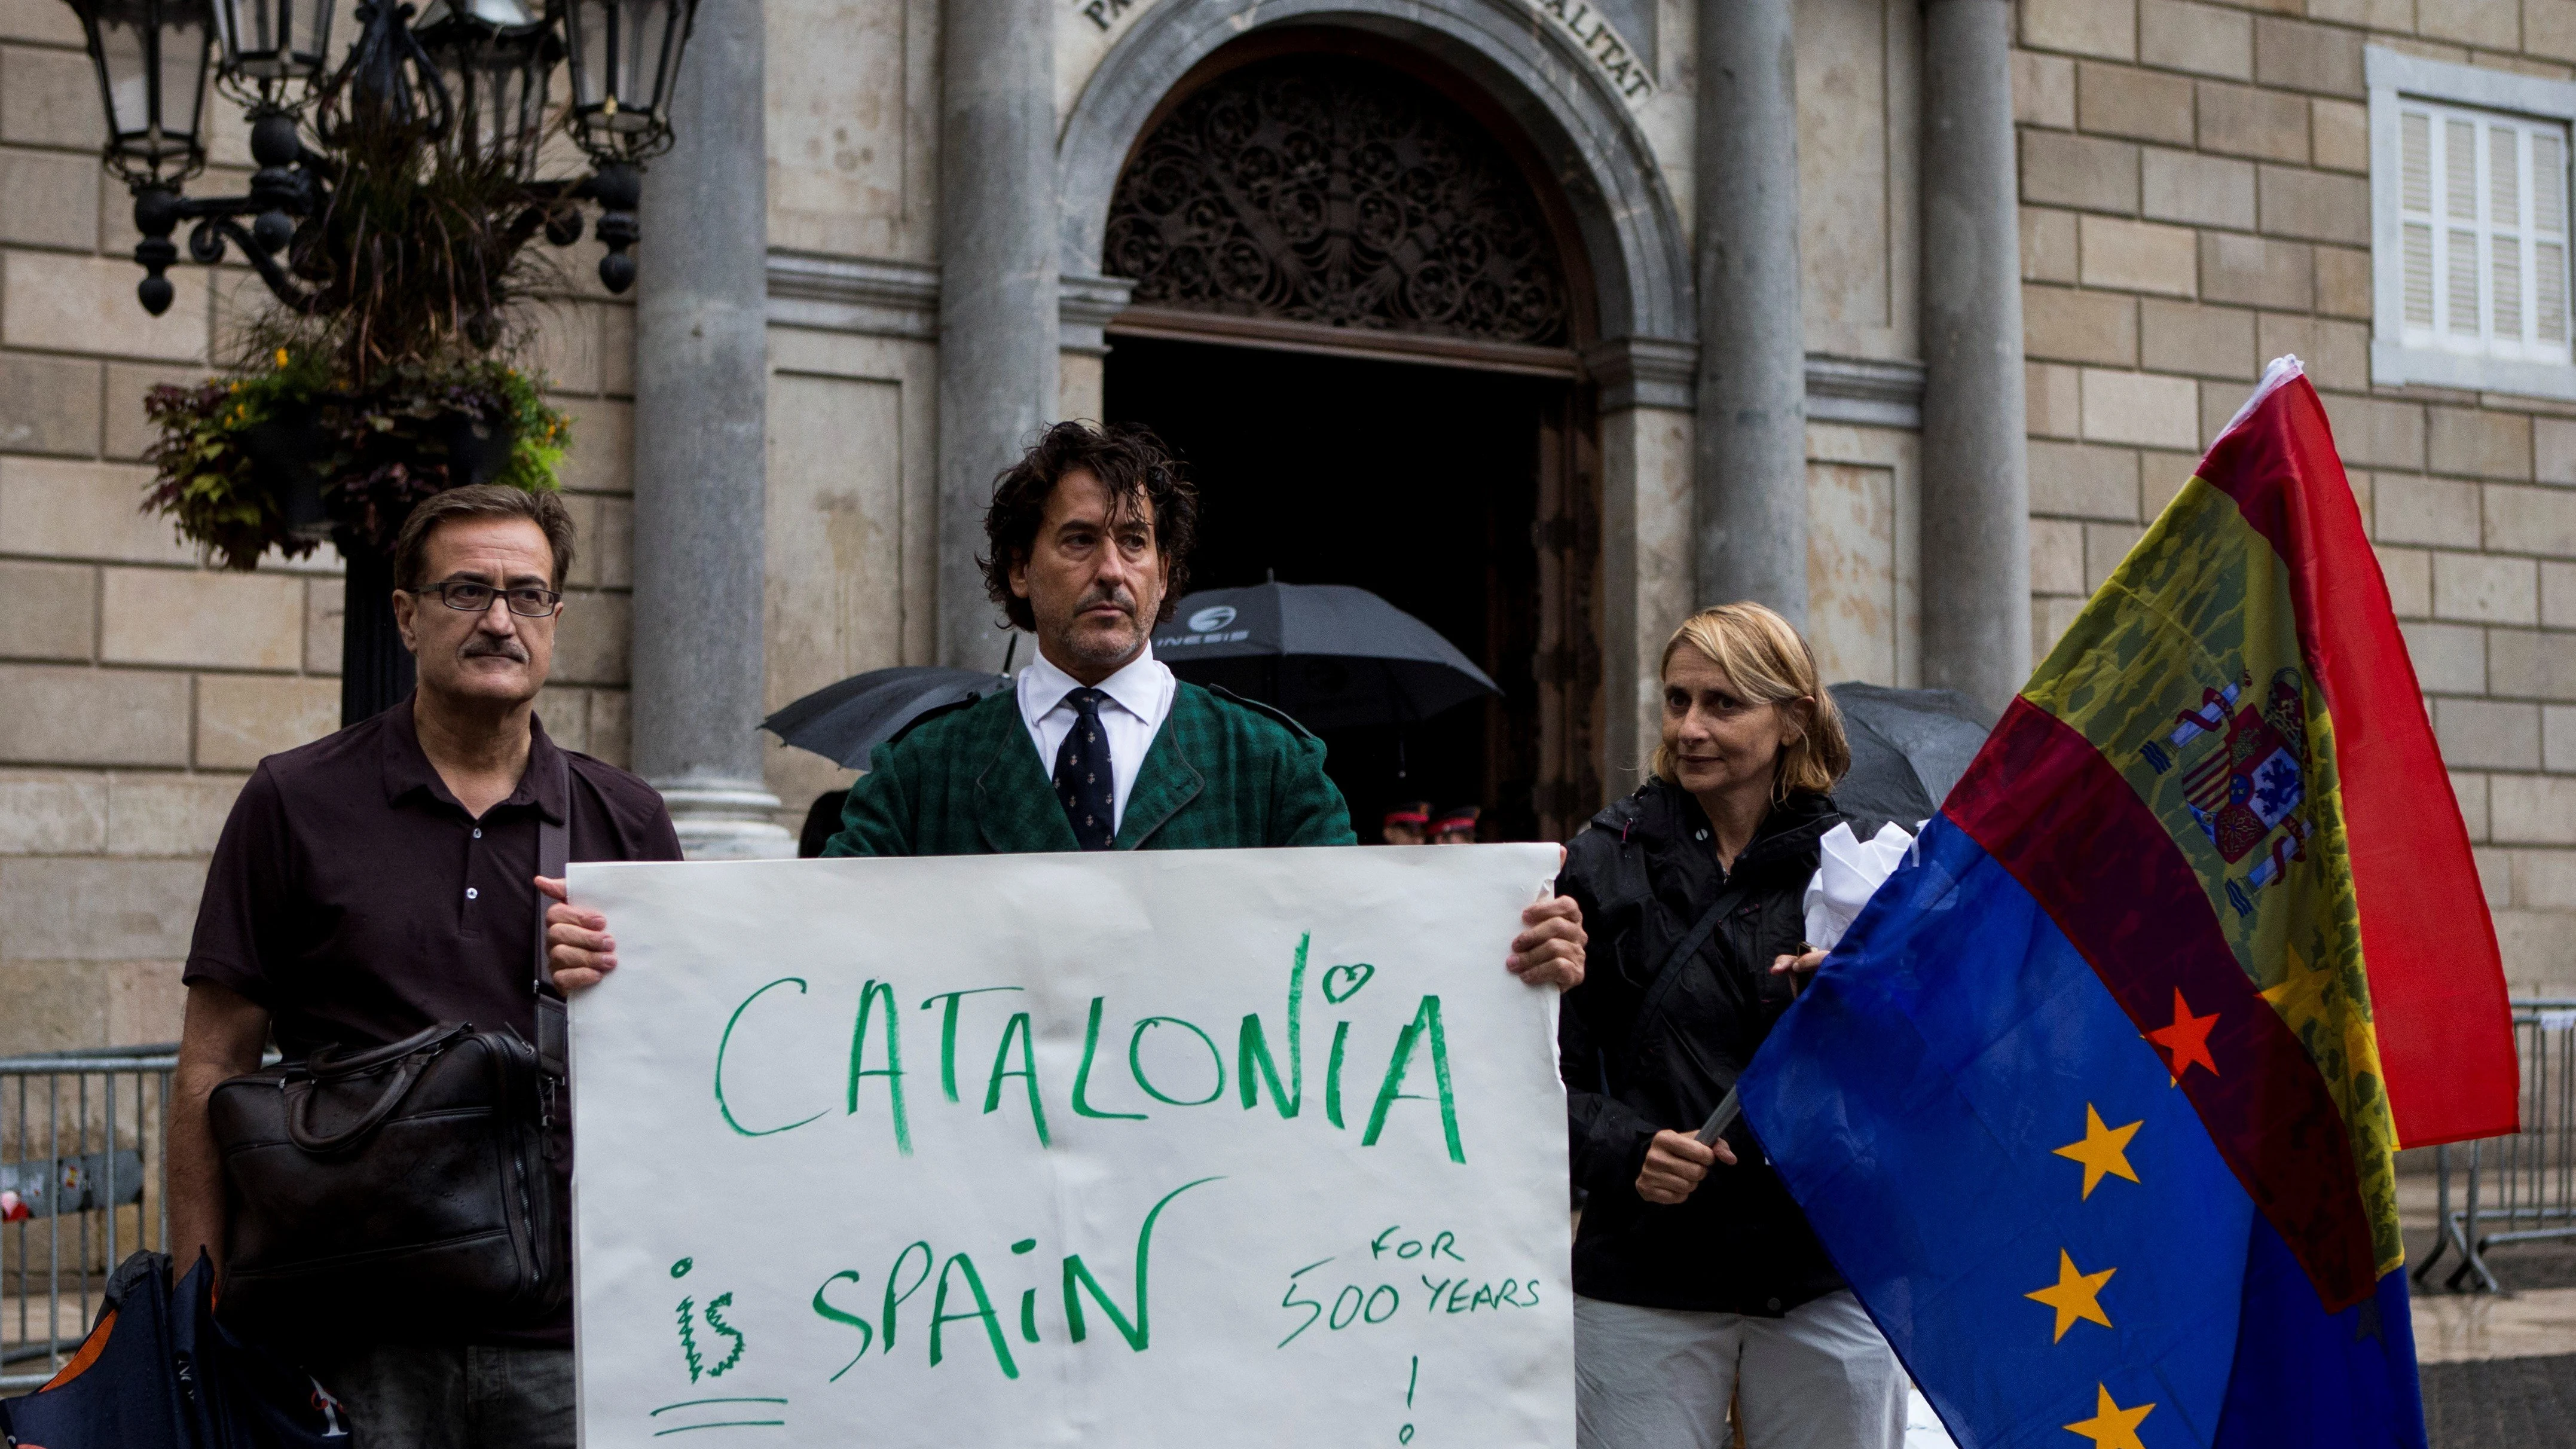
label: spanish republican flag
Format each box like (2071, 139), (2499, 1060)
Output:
(1740, 358), (2517, 1448)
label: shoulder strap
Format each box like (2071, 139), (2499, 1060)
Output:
(1623, 876), (1754, 1055)
(533, 751), (570, 1080)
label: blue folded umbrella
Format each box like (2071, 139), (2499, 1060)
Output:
(0, 1249), (348, 1448)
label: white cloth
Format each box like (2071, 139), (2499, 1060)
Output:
(1802, 821), (1916, 953)
(1573, 1291), (1908, 1449)
(1016, 643), (1177, 836)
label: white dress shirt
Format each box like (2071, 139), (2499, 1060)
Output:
(1016, 643), (1178, 836)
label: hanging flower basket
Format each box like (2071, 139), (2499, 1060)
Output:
(143, 347), (573, 571)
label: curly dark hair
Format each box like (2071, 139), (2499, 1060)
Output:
(980, 421), (1199, 632)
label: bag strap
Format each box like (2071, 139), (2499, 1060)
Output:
(532, 750), (570, 1082)
(1621, 876), (1753, 1060)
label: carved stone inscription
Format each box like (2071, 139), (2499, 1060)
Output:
(1105, 57), (1569, 347)
(1525, 0), (1652, 105)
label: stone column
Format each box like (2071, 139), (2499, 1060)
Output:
(1919, 0), (2031, 718)
(937, 0), (1059, 670)
(628, 0), (793, 859)
(1694, 0), (1808, 627)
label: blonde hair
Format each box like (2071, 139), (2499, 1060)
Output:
(1651, 602), (1851, 797)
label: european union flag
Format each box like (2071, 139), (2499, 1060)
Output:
(1738, 365), (2515, 1449)
(1740, 818), (2420, 1449)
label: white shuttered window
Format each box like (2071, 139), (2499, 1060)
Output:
(2395, 97), (2572, 364)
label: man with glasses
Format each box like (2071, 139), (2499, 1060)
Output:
(167, 484), (680, 1449)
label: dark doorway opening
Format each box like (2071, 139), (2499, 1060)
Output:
(1107, 335), (1563, 842)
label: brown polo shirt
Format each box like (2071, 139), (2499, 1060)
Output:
(184, 699), (682, 1346)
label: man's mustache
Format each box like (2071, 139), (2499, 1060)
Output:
(1078, 586), (1135, 617)
(462, 637), (530, 662)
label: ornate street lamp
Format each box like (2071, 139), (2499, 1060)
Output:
(207, 0), (332, 98)
(60, 0), (215, 201)
(415, 0), (561, 178)
(60, 0), (696, 313)
(560, 0), (687, 160)
(63, 0), (699, 725)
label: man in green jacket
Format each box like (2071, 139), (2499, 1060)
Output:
(823, 421), (1352, 856)
(548, 422), (1584, 988)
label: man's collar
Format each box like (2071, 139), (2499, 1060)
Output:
(380, 695), (569, 821)
(1023, 641), (1169, 723)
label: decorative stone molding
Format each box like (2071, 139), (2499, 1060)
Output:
(1584, 336), (1696, 411)
(1805, 355), (1926, 430)
(764, 250), (942, 338)
(1060, 273), (1138, 356)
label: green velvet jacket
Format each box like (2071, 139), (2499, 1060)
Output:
(820, 681), (1358, 855)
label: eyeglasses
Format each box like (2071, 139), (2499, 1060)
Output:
(410, 581), (564, 617)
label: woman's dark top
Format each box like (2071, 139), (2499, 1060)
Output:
(1554, 778), (1846, 1316)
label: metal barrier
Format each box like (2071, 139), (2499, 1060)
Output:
(2414, 999), (2576, 1294)
(0, 1046), (175, 1393)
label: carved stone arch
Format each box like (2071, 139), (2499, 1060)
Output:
(1106, 50), (1575, 347)
(1058, 0), (1694, 354)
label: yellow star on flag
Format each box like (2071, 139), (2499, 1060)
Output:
(2064, 1384), (2154, 1449)
(2258, 939), (2334, 1026)
(2025, 1249), (2116, 1341)
(2052, 1103), (2142, 1199)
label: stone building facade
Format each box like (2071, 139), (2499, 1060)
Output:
(0, 0), (2569, 1051)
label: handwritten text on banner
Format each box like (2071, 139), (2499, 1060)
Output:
(568, 845), (1576, 1448)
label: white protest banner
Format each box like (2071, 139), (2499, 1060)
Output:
(566, 844), (1574, 1448)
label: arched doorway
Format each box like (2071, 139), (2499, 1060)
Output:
(1099, 41), (1602, 842)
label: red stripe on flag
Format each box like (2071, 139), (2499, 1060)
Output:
(2197, 376), (2519, 1147)
(1948, 699), (2380, 1310)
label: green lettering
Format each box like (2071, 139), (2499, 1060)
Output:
(847, 979), (910, 1155)
(983, 1011), (1052, 1147)
(919, 987), (1022, 1102)
(881, 1241), (932, 1352)
(1062, 1176), (1221, 1350)
(812, 1270), (873, 1381)
(1129, 1017), (1225, 1106)
(1237, 933), (1309, 1117)
(716, 977), (824, 1138)
(1074, 996), (1147, 1120)
(1324, 1020), (1351, 1128)
(1361, 996), (1465, 1163)
(929, 1253), (1019, 1378)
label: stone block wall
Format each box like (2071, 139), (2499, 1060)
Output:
(2015, 0), (2576, 995)
(0, 0), (637, 1051)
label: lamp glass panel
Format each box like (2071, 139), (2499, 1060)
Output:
(615, 0), (669, 126)
(158, 0), (210, 145)
(564, 0), (609, 112)
(91, 0), (156, 138)
(216, 0), (326, 79)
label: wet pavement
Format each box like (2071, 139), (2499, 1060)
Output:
(2409, 1231), (2576, 1447)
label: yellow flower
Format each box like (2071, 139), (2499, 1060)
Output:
(274, 347), (290, 369)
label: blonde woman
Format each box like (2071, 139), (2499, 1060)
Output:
(1555, 603), (1906, 1449)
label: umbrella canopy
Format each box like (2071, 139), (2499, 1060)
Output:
(1826, 681), (1997, 836)
(762, 665), (1015, 769)
(1150, 580), (1500, 731)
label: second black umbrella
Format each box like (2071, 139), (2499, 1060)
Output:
(1150, 580), (1499, 730)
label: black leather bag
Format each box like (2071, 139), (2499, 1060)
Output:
(207, 757), (573, 1339)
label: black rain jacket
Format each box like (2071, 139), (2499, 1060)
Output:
(1554, 778), (1846, 1316)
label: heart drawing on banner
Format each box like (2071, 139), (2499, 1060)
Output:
(1321, 962), (1376, 1004)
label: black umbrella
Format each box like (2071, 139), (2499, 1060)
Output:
(1826, 681), (1997, 836)
(1150, 580), (1500, 730)
(762, 665), (1015, 769)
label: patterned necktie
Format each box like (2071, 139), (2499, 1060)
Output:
(1053, 687), (1115, 851)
